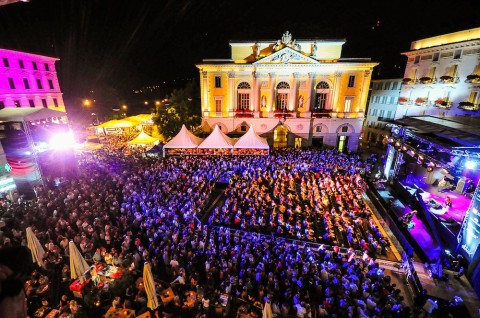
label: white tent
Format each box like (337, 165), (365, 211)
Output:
(233, 125), (269, 154)
(197, 125), (235, 153)
(127, 131), (159, 146)
(163, 124), (204, 156)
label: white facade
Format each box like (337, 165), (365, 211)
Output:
(397, 27), (480, 119)
(363, 79), (402, 147)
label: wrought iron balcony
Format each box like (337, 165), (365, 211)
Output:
(234, 109), (254, 118)
(311, 109), (332, 118)
(439, 75), (460, 84)
(433, 100), (452, 109)
(458, 102), (479, 111)
(465, 74), (480, 83)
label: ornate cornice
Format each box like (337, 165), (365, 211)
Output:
(402, 40), (480, 56)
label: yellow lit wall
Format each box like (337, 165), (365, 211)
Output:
(315, 44), (343, 60)
(411, 27), (480, 50)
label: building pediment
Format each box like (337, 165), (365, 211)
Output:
(253, 47), (320, 65)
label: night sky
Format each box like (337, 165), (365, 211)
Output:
(1, 0), (480, 104)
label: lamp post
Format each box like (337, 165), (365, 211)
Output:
(122, 104), (127, 118)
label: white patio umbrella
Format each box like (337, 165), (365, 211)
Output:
(26, 227), (45, 268)
(69, 241), (89, 280)
(143, 262), (159, 310)
(263, 302), (273, 318)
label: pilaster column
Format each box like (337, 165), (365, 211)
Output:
(358, 70), (371, 116)
(332, 71), (343, 115)
(201, 71), (209, 116)
(228, 72), (235, 113)
(269, 73), (275, 115)
(252, 71), (260, 117)
(306, 72), (313, 115)
(290, 73), (298, 112)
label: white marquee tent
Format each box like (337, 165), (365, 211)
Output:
(197, 125), (235, 154)
(233, 125), (269, 155)
(163, 124), (204, 156)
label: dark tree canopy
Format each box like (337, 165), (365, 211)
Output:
(155, 81), (202, 140)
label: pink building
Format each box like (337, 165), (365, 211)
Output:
(0, 49), (66, 112)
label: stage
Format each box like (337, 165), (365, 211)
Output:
(374, 171), (472, 263)
(404, 174), (471, 225)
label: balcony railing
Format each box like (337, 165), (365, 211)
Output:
(439, 75), (460, 84)
(458, 102), (479, 111)
(417, 77), (437, 84)
(311, 109), (332, 118)
(433, 101), (452, 109)
(465, 74), (480, 84)
(414, 98), (428, 106)
(234, 109), (254, 118)
(274, 109), (295, 118)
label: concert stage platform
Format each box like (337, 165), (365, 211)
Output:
(373, 172), (472, 263)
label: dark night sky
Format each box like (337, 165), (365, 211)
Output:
(1, 0), (480, 102)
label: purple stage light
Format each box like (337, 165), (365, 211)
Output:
(49, 130), (75, 150)
(465, 160), (476, 170)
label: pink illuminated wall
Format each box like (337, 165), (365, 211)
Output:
(0, 49), (66, 112)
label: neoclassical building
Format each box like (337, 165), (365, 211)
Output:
(196, 31), (377, 151)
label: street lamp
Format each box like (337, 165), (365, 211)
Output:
(122, 104), (127, 118)
(83, 99), (91, 107)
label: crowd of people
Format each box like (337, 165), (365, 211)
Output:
(208, 150), (390, 256)
(0, 146), (412, 317)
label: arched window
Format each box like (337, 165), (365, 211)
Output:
(314, 81), (331, 111)
(276, 81), (290, 89)
(237, 82), (251, 110)
(276, 81), (290, 111)
(237, 82), (251, 89)
(316, 82), (329, 89)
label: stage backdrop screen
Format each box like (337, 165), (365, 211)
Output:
(458, 180), (480, 260)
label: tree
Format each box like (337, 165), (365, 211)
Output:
(155, 81), (202, 140)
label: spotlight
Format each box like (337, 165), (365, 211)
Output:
(49, 130), (75, 150)
(466, 160), (476, 170)
(427, 166), (433, 172)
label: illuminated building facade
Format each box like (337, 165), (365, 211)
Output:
(0, 49), (68, 197)
(397, 27), (480, 118)
(197, 32), (377, 151)
(0, 49), (66, 112)
(363, 79), (402, 148)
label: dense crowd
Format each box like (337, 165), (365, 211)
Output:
(208, 151), (389, 256)
(0, 147), (411, 317)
